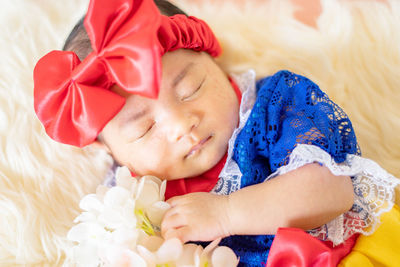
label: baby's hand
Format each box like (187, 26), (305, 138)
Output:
(161, 192), (232, 243)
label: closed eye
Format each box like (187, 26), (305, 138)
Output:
(137, 122), (155, 140)
(181, 78), (205, 101)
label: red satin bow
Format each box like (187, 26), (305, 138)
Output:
(34, 0), (221, 147)
(267, 228), (357, 267)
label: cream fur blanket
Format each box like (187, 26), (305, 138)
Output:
(0, 0), (399, 265)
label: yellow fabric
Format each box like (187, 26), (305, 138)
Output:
(339, 204), (400, 267)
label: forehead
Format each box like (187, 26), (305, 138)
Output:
(161, 49), (212, 79)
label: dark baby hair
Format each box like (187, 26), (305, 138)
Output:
(63, 0), (187, 60)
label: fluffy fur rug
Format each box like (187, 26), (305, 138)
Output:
(0, 0), (399, 265)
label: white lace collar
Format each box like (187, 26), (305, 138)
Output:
(211, 70), (258, 195)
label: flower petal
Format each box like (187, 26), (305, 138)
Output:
(67, 222), (106, 243)
(135, 176), (146, 200)
(194, 246), (203, 267)
(121, 199), (137, 227)
(203, 237), (221, 255)
(137, 245), (157, 265)
(176, 243), (199, 266)
(140, 235), (164, 252)
(74, 211), (96, 223)
(199, 237), (221, 266)
(136, 179), (162, 209)
(79, 194), (104, 213)
(146, 201), (170, 227)
(141, 175), (163, 187)
(112, 228), (139, 248)
(159, 180), (167, 201)
(156, 237), (183, 262)
(98, 206), (124, 229)
(103, 186), (130, 208)
(116, 166), (136, 190)
(211, 246), (239, 267)
(106, 245), (147, 267)
(72, 242), (99, 267)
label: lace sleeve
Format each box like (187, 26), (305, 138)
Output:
(268, 144), (400, 246)
(233, 70), (360, 189)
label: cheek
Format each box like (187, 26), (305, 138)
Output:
(207, 82), (239, 129)
(124, 138), (172, 175)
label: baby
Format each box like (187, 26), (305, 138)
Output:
(33, 0), (399, 265)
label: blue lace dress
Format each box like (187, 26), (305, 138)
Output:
(210, 70), (360, 266)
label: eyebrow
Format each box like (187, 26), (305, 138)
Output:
(119, 107), (149, 129)
(172, 62), (194, 88)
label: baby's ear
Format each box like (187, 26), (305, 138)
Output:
(91, 140), (112, 154)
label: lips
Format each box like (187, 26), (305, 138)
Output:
(185, 135), (213, 158)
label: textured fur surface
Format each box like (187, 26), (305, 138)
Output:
(0, 0), (399, 265)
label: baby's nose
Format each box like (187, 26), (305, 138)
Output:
(165, 112), (200, 143)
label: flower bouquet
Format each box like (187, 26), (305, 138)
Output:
(67, 166), (238, 267)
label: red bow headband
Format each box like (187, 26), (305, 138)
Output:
(33, 0), (221, 147)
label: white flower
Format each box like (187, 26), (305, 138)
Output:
(115, 166), (138, 192)
(67, 222), (112, 267)
(211, 246), (239, 267)
(99, 187), (137, 230)
(72, 242), (100, 267)
(79, 194), (104, 214)
(136, 175), (167, 207)
(146, 201), (170, 227)
(137, 237), (183, 266)
(99, 242), (146, 267)
(67, 222), (109, 243)
(136, 237), (239, 267)
(186, 238), (239, 267)
(175, 243), (203, 267)
(67, 166), (238, 267)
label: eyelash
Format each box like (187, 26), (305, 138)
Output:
(137, 122), (155, 139)
(136, 78), (205, 140)
(181, 78), (205, 101)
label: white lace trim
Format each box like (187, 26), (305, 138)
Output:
(268, 143), (400, 246)
(211, 70), (258, 195)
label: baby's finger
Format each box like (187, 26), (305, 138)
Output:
(161, 213), (187, 236)
(166, 195), (185, 207)
(162, 228), (180, 240)
(166, 226), (193, 244)
(162, 204), (180, 222)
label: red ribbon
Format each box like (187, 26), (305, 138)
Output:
(267, 228), (357, 267)
(33, 0), (221, 147)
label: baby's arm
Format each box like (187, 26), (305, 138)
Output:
(226, 162), (353, 236)
(161, 163), (354, 243)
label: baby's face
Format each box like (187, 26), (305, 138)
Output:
(100, 49), (239, 180)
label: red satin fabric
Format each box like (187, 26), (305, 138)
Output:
(84, 0), (163, 97)
(33, 0), (221, 147)
(165, 154), (227, 200)
(267, 228), (357, 267)
(159, 15), (222, 57)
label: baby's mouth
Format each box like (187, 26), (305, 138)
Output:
(185, 135), (213, 159)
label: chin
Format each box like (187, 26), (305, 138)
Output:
(160, 166), (202, 180)
(177, 163), (212, 179)
(195, 150), (225, 174)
